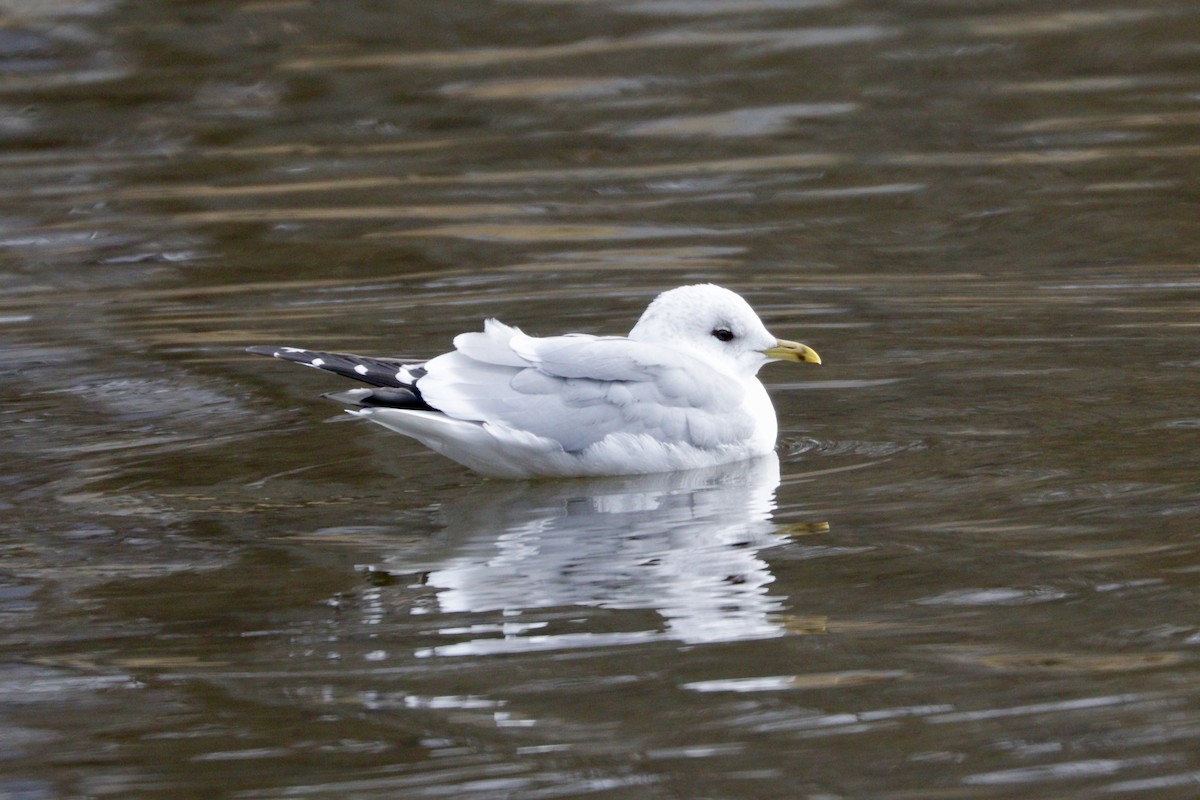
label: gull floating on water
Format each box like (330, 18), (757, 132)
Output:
(247, 284), (820, 478)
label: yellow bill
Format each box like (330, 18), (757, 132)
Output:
(762, 338), (821, 365)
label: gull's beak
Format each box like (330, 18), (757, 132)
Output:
(762, 338), (822, 365)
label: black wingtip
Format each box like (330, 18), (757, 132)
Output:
(322, 387), (434, 411)
(246, 346), (429, 392)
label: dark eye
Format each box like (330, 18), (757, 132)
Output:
(711, 328), (735, 343)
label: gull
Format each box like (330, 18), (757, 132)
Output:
(247, 284), (820, 478)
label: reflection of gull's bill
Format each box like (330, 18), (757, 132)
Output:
(380, 454), (789, 656)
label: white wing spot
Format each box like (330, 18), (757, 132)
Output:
(282, 347), (307, 353)
(354, 364), (369, 375)
(311, 358), (325, 367)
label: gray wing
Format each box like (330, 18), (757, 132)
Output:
(418, 321), (751, 452)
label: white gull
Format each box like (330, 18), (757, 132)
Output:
(247, 284), (820, 478)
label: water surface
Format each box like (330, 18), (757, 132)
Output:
(3, 0), (1199, 797)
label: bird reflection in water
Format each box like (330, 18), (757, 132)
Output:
(372, 453), (819, 656)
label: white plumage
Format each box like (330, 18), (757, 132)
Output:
(248, 284), (820, 478)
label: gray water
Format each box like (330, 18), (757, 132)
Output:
(3, 0), (1199, 797)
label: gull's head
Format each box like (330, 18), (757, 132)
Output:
(628, 284), (821, 376)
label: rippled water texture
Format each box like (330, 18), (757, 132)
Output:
(3, 0), (1199, 797)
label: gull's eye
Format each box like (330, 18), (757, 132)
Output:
(711, 327), (735, 343)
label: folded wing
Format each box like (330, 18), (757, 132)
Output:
(419, 320), (752, 452)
